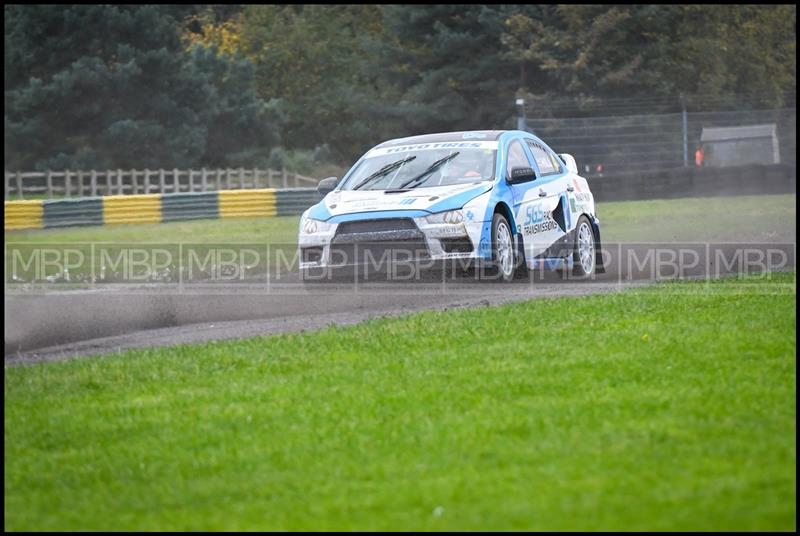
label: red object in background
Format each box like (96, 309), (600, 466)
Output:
(595, 163), (603, 174)
(695, 147), (705, 167)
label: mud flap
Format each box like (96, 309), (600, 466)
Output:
(514, 232), (526, 271)
(591, 218), (605, 274)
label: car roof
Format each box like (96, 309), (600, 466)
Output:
(374, 130), (507, 149)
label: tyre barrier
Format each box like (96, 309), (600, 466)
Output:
(161, 192), (219, 223)
(43, 198), (103, 228)
(276, 188), (324, 217)
(103, 194), (162, 225)
(219, 189), (277, 219)
(4, 200), (43, 230)
(4, 188), (323, 230)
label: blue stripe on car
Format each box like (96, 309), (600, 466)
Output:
(426, 184), (493, 214)
(307, 199), (333, 221)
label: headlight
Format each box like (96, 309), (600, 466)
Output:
(301, 217), (332, 234)
(425, 209), (465, 225)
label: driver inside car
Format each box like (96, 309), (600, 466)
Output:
(445, 154), (487, 181)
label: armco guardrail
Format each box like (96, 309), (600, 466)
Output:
(4, 188), (322, 231)
(587, 163), (796, 202)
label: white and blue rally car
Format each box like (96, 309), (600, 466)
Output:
(298, 130), (603, 281)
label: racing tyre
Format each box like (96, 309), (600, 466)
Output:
(571, 215), (596, 277)
(484, 213), (517, 282)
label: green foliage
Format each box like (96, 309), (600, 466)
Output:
(376, 5), (537, 133)
(4, 5), (281, 170)
(4, 5), (796, 169)
(266, 145), (332, 175)
(503, 5), (797, 114)
(240, 5), (390, 163)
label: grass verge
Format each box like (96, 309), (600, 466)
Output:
(4, 272), (796, 531)
(4, 194), (795, 283)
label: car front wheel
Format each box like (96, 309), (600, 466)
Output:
(487, 213), (517, 282)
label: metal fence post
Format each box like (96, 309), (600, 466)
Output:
(16, 171), (23, 200)
(65, 170), (71, 198)
(681, 95), (689, 167)
(281, 168), (288, 189)
(226, 169), (232, 190)
(106, 170), (112, 196)
(46, 170), (53, 197)
(201, 168), (208, 192)
(516, 98), (527, 131)
(144, 169), (150, 194)
(174, 168), (180, 193)
(91, 170), (98, 197)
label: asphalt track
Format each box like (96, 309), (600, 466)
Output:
(5, 242), (795, 365)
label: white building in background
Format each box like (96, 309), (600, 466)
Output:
(700, 123), (781, 167)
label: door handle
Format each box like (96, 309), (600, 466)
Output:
(538, 190), (547, 197)
(566, 186), (575, 192)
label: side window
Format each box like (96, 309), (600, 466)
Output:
(506, 140), (531, 178)
(548, 152), (563, 172)
(526, 140), (560, 175)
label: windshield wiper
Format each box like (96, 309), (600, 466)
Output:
(396, 152), (460, 189)
(352, 156), (416, 190)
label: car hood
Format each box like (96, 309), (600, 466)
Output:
(312, 182), (493, 220)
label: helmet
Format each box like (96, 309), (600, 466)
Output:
(448, 151), (488, 178)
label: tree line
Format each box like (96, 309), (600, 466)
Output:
(5, 4), (796, 172)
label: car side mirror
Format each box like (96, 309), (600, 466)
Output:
(559, 153), (578, 174)
(508, 167), (537, 184)
(317, 176), (338, 195)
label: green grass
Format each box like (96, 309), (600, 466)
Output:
(4, 272), (796, 531)
(5, 215), (300, 245)
(599, 194), (796, 243)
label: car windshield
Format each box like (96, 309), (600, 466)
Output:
(340, 144), (497, 191)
